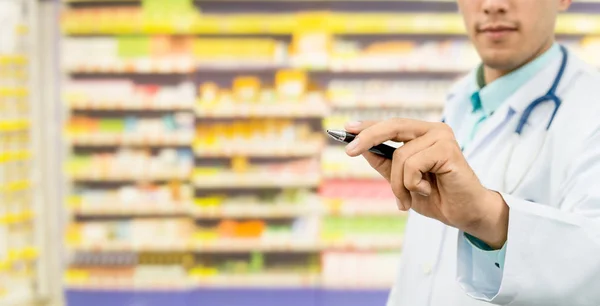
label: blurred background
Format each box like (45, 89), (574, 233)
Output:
(2, 0), (600, 305)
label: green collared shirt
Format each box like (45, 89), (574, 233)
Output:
(459, 43), (562, 149)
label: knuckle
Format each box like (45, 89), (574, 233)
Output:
(429, 129), (446, 139)
(390, 117), (405, 125)
(404, 157), (418, 173)
(357, 129), (372, 142)
(404, 179), (418, 191)
(393, 148), (409, 161)
(435, 122), (454, 137)
(390, 118), (407, 131)
(442, 139), (459, 151)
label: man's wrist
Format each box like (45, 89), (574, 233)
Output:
(464, 190), (509, 250)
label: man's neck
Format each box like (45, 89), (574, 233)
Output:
(483, 39), (555, 84)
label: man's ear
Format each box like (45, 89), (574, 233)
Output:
(558, 0), (572, 12)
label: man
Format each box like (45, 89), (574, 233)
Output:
(343, 0), (600, 305)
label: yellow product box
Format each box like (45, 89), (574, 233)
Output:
(64, 224), (83, 245)
(192, 230), (218, 241)
(20, 247), (38, 261)
(231, 156), (249, 173)
(194, 195), (225, 207)
(189, 266), (218, 277)
(193, 38), (276, 59)
(64, 269), (90, 283)
(193, 167), (221, 177)
(233, 77), (261, 103)
(275, 70), (307, 101)
(194, 14), (295, 34)
(198, 82), (220, 104)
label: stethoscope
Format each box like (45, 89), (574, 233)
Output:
(497, 45), (569, 193)
(515, 44), (568, 135)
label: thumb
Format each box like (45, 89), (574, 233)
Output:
(362, 152), (392, 181)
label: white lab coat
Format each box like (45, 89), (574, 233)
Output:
(386, 48), (600, 306)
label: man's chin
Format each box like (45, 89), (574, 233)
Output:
(479, 49), (521, 71)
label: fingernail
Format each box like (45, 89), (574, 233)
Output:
(346, 137), (360, 152)
(396, 198), (406, 210)
(345, 121), (362, 128)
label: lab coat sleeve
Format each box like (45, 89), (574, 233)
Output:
(456, 133), (600, 305)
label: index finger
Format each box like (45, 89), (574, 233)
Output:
(344, 120), (378, 134)
(345, 118), (436, 157)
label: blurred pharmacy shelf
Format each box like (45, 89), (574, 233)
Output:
(66, 281), (193, 291)
(68, 102), (192, 111)
(195, 102), (330, 119)
(2, 0), (69, 304)
(56, 1), (600, 306)
(193, 173), (322, 189)
(68, 134), (193, 147)
(70, 202), (403, 218)
(59, 11), (600, 35)
(191, 238), (403, 253)
(68, 239), (403, 253)
(190, 204), (318, 219)
(70, 205), (190, 217)
(194, 142), (323, 158)
(69, 243), (190, 253)
(71, 172), (191, 182)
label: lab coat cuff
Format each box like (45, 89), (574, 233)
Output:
(463, 232), (508, 270)
(456, 192), (527, 305)
(456, 231), (504, 301)
(481, 192), (547, 304)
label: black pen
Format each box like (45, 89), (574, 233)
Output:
(326, 129), (396, 160)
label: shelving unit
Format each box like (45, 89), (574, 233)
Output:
(0, 0), (61, 305)
(56, 1), (600, 306)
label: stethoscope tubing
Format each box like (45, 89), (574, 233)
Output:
(515, 45), (568, 135)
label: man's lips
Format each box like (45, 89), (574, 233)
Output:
(477, 25), (518, 33)
(477, 24), (517, 40)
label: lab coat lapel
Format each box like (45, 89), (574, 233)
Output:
(503, 51), (581, 193)
(461, 104), (516, 162)
(499, 65), (560, 193)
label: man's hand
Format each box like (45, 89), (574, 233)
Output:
(344, 119), (509, 249)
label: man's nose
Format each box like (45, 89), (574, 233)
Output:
(482, 0), (509, 14)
